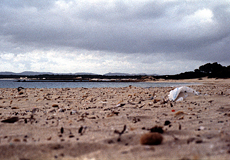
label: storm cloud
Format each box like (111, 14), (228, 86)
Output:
(0, 0), (229, 74)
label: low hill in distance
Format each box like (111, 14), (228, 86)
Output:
(0, 71), (53, 75)
(0, 62), (229, 80)
(0, 71), (153, 77)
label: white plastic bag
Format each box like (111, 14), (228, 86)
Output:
(168, 86), (199, 101)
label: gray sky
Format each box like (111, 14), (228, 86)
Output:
(0, 0), (230, 75)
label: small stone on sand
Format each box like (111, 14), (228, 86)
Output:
(140, 132), (163, 145)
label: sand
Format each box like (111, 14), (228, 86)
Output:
(0, 78), (230, 160)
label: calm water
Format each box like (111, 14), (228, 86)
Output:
(0, 79), (196, 88)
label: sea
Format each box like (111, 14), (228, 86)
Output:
(0, 79), (197, 88)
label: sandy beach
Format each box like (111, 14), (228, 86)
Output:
(0, 78), (230, 160)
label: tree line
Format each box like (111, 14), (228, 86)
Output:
(159, 62), (230, 79)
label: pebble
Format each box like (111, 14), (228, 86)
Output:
(11, 107), (19, 109)
(48, 109), (56, 113)
(61, 127), (64, 134)
(13, 138), (20, 142)
(116, 103), (126, 107)
(70, 110), (77, 115)
(52, 104), (59, 108)
(199, 126), (205, 130)
(175, 111), (186, 116)
(58, 108), (65, 112)
(150, 126), (164, 133)
(18, 91), (24, 95)
(164, 120), (171, 126)
(195, 139), (203, 143)
(140, 132), (163, 145)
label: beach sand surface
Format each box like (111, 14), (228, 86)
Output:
(0, 78), (230, 160)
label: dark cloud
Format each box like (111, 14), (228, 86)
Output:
(0, 0), (230, 66)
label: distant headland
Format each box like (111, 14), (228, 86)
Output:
(0, 62), (229, 82)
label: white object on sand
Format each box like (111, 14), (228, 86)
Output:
(168, 86), (199, 101)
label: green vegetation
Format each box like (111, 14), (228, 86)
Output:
(159, 62), (230, 79)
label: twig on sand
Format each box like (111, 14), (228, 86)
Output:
(114, 125), (127, 142)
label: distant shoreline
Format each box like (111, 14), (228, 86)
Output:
(15, 79), (141, 83)
(0, 77), (227, 83)
(0, 78), (199, 83)
(0, 78), (203, 89)
(1, 77), (229, 88)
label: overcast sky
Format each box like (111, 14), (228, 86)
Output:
(0, 0), (230, 75)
